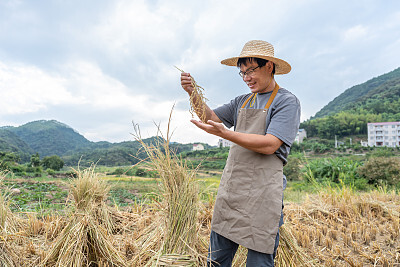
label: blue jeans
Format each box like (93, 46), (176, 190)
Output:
(207, 212), (283, 267)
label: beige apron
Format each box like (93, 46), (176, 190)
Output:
(211, 84), (283, 254)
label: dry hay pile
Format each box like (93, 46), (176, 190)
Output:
(129, 114), (208, 266)
(284, 186), (400, 266)
(40, 165), (127, 267)
(0, 173), (20, 267)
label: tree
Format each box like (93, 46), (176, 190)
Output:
(30, 153), (41, 167)
(42, 155), (64, 171)
(0, 151), (20, 171)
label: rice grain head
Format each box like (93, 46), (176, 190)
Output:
(175, 66), (208, 123)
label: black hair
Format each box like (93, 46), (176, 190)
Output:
(237, 57), (275, 74)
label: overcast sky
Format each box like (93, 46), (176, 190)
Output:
(1, 0), (400, 145)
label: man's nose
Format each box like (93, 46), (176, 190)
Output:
(243, 74), (251, 81)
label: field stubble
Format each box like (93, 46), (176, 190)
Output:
(1, 171), (399, 266)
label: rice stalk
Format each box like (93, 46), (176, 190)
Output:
(275, 224), (317, 267)
(41, 165), (127, 267)
(175, 66), (208, 122)
(131, 107), (206, 265)
(0, 172), (19, 267)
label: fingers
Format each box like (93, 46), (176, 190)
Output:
(181, 72), (194, 93)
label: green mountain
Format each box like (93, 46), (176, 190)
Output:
(301, 67), (400, 138)
(0, 129), (33, 162)
(0, 120), (211, 166)
(6, 120), (92, 157)
(313, 67), (400, 119)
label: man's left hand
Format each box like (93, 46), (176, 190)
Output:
(190, 119), (227, 138)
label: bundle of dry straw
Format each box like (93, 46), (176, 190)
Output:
(130, 108), (208, 266)
(41, 165), (126, 267)
(0, 172), (20, 267)
(175, 66), (208, 123)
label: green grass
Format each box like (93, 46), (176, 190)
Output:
(4, 180), (68, 216)
(104, 176), (161, 206)
(1, 173), (221, 213)
(284, 180), (318, 203)
(3, 167), (376, 214)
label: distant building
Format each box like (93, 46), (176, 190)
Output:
(367, 122), (400, 147)
(295, 129), (307, 143)
(218, 138), (232, 148)
(192, 143), (205, 151)
(360, 140), (368, 147)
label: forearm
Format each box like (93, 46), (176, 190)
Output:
(222, 130), (282, 155)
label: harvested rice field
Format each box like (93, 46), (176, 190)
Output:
(2, 170), (400, 266)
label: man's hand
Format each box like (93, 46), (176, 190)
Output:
(190, 119), (227, 137)
(191, 119), (283, 155)
(180, 72), (194, 95)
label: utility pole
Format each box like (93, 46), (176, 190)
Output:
(335, 135), (337, 149)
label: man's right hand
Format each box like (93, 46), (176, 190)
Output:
(180, 72), (194, 95)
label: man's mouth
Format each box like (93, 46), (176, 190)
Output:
(247, 82), (256, 88)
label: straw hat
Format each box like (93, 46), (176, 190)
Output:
(221, 40), (291, 75)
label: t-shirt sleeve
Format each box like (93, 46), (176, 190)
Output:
(266, 94), (301, 147)
(213, 99), (237, 129)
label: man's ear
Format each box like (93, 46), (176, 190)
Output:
(267, 61), (274, 74)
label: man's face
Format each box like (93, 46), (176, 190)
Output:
(240, 61), (273, 94)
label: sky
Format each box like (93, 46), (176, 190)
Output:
(1, 0), (400, 146)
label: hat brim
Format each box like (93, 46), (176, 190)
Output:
(221, 55), (291, 75)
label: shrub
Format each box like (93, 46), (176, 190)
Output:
(284, 156), (302, 181)
(41, 155), (64, 171)
(125, 168), (136, 176)
(46, 168), (55, 176)
(303, 157), (361, 184)
(366, 147), (396, 158)
(357, 157), (400, 186)
(135, 168), (147, 177)
(112, 168), (125, 176)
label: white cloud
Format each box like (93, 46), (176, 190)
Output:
(342, 25), (369, 42)
(0, 61), (78, 114)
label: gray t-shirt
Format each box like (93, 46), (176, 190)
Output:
(213, 87), (301, 166)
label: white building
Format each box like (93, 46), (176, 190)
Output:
(192, 143), (205, 151)
(367, 122), (400, 147)
(295, 129), (307, 143)
(360, 140), (368, 147)
(218, 138), (232, 148)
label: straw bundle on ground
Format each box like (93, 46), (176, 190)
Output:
(41, 165), (127, 267)
(0, 172), (19, 267)
(275, 224), (317, 267)
(175, 66), (208, 123)
(130, 109), (207, 266)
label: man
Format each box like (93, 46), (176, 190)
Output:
(180, 40), (300, 267)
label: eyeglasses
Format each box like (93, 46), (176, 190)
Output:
(238, 66), (260, 78)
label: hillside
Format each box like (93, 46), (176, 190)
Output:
(6, 120), (92, 157)
(0, 129), (33, 162)
(313, 67), (400, 119)
(301, 67), (400, 138)
(0, 120), (211, 166)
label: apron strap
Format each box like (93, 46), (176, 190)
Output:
(241, 83), (280, 109)
(241, 93), (257, 108)
(264, 83), (280, 109)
